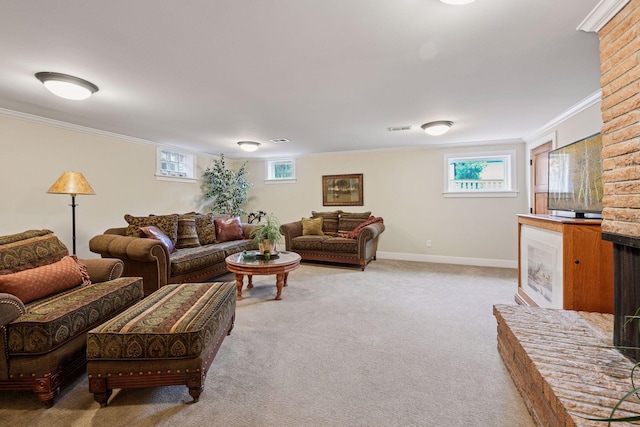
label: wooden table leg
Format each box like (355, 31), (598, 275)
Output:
(247, 275), (254, 289)
(275, 273), (285, 300)
(235, 273), (245, 301)
(284, 272), (289, 287)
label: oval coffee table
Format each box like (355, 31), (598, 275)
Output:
(225, 251), (302, 301)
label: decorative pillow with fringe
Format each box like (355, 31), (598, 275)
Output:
(0, 255), (91, 303)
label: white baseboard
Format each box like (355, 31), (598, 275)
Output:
(376, 251), (517, 269)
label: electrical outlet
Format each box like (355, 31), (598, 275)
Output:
(426, 240), (432, 248)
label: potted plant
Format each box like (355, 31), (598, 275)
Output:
(250, 213), (283, 255)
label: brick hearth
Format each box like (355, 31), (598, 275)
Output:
(494, 304), (640, 426)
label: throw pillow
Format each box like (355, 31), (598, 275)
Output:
(194, 213), (217, 245)
(139, 226), (175, 253)
(176, 217), (201, 249)
(214, 216), (244, 242)
(301, 217), (324, 236)
(0, 256), (90, 304)
(124, 214), (179, 245)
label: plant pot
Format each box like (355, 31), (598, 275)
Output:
(258, 240), (273, 255)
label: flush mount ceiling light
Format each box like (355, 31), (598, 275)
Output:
(35, 72), (99, 100)
(421, 121), (454, 136)
(440, 0), (475, 4)
(237, 141), (261, 152)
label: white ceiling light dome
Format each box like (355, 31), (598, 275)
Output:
(421, 121), (454, 136)
(237, 141), (261, 152)
(35, 72), (99, 100)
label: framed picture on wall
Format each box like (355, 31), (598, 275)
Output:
(322, 174), (363, 206)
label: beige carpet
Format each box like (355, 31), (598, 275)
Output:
(0, 259), (534, 427)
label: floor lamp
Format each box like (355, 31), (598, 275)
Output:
(47, 172), (95, 254)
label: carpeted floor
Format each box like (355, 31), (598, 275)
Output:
(0, 259), (534, 427)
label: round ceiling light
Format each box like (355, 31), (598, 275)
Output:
(237, 141), (261, 152)
(421, 121), (454, 136)
(35, 72), (99, 100)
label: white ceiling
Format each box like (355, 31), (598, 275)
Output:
(0, 0), (602, 159)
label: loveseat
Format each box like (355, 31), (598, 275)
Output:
(89, 213), (256, 296)
(0, 229), (143, 407)
(280, 211), (384, 270)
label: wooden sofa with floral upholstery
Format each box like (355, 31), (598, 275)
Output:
(0, 229), (143, 407)
(280, 210), (384, 270)
(89, 213), (257, 296)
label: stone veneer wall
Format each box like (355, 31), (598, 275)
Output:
(600, 0), (640, 237)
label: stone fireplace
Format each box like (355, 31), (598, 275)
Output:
(597, 0), (640, 362)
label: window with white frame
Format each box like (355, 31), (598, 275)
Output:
(265, 158), (296, 183)
(443, 150), (517, 197)
(156, 148), (196, 180)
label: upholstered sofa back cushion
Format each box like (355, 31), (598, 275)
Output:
(338, 211), (371, 233)
(125, 214), (179, 245)
(311, 211), (341, 236)
(0, 230), (68, 275)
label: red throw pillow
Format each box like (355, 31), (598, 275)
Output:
(139, 226), (175, 253)
(214, 216), (244, 242)
(0, 256), (91, 303)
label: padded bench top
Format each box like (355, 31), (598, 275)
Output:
(86, 282), (236, 361)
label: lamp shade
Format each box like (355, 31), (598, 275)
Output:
(35, 72), (99, 100)
(47, 172), (96, 196)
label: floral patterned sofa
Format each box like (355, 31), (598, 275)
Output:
(89, 213), (257, 296)
(280, 210), (384, 270)
(0, 229), (143, 407)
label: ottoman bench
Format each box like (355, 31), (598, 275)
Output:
(86, 281), (236, 407)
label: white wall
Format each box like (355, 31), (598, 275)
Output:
(241, 142), (529, 268)
(2, 99), (600, 267)
(1, 114), (211, 258)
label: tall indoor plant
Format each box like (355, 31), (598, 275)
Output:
(202, 154), (252, 216)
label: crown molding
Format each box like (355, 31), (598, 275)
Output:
(577, 0), (630, 32)
(0, 107), (204, 156)
(524, 90), (602, 143)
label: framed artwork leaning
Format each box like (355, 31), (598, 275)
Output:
(322, 174), (363, 206)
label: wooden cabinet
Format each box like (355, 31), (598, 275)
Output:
(516, 214), (614, 313)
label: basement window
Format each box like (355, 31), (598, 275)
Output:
(443, 150), (518, 197)
(265, 158), (296, 183)
(156, 148), (197, 182)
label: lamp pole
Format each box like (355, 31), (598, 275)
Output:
(70, 194), (77, 255)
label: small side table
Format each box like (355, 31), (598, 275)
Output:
(225, 251), (301, 301)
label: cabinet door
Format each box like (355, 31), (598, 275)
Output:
(563, 225), (614, 312)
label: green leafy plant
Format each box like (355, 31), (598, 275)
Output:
(250, 213), (283, 251)
(202, 154), (252, 216)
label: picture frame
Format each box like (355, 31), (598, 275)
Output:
(322, 174), (363, 206)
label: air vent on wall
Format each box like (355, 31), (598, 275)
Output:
(270, 138), (290, 143)
(387, 126), (412, 132)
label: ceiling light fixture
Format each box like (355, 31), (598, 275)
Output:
(237, 141), (261, 152)
(35, 72), (99, 100)
(440, 0), (475, 4)
(421, 121), (454, 136)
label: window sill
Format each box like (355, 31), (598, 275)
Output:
(443, 191), (519, 198)
(155, 175), (198, 183)
(264, 178), (297, 184)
